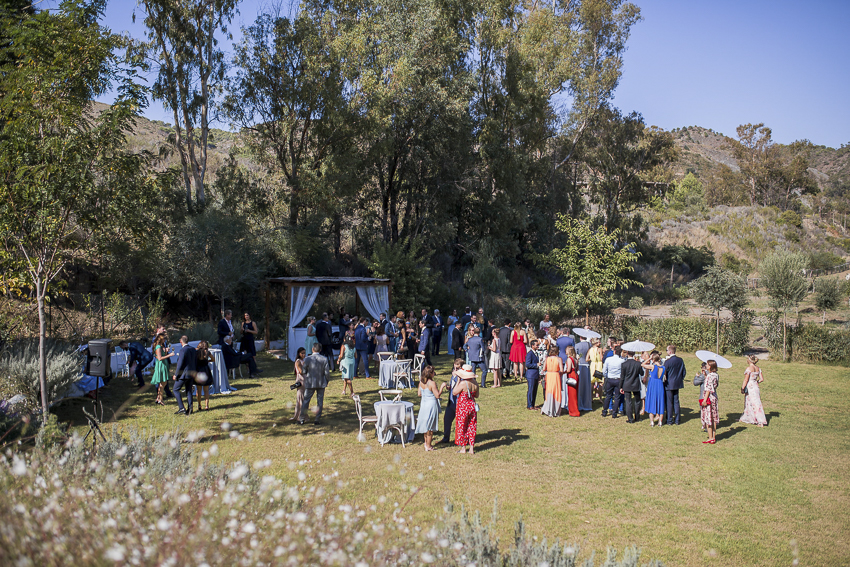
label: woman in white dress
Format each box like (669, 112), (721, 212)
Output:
(739, 355), (767, 427)
(488, 327), (503, 388)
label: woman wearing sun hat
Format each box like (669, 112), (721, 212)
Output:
(452, 364), (479, 454)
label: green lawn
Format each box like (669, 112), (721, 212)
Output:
(54, 352), (850, 567)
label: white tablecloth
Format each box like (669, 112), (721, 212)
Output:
(374, 401), (415, 444)
(380, 359), (412, 389)
(209, 348), (236, 395)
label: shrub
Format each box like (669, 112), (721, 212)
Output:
(0, 338), (81, 410)
(726, 309), (755, 356)
(759, 311), (784, 353)
(180, 320), (218, 343)
(789, 324), (850, 365)
(0, 429), (662, 566)
(778, 210), (802, 228)
(669, 302), (689, 317)
(808, 250), (844, 271)
(628, 296), (644, 314)
(719, 252), (753, 276)
(621, 317), (724, 353)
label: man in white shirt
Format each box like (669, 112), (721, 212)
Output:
(602, 346), (625, 418)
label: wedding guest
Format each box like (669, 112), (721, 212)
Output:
(367, 319), (378, 362)
(663, 344), (687, 425)
(694, 362), (708, 432)
(588, 338), (604, 401)
(432, 309), (443, 356)
(414, 365), (446, 451)
(418, 318), (432, 367)
(222, 335), (260, 377)
(541, 347), (563, 417)
(539, 313), (553, 332)
(525, 339), (540, 409)
(464, 326), (488, 387)
(739, 355), (767, 427)
(290, 347), (306, 422)
(556, 327), (574, 364)
(315, 313), (335, 372)
(488, 327), (503, 388)
(305, 316), (318, 354)
(450, 321), (464, 359)
(195, 340), (212, 412)
(620, 351), (642, 423)
(299, 343), (330, 426)
(643, 352), (666, 427)
(373, 326), (389, 362)
(602, 345), (624, 418)
(446, 310), (460, 355)
(118, 340), (153, 389)
(150, 333), (173, 406)
(171, 336), (196, 416)
(438, 359), (464, 444)
(575, 332), (592, 412)
(452, 364), (479, 454)
(354, 318), (371, 378)
(509, 322), (527, 380)
(701, 360), (720, 444)
(498, 320), (513, 377)
(563, 346), (580, 417)
(217, 310), (234, 345)
(337, 338), (357, 397)
(240, 312), (262, 375)
(385, 316), (398, 354)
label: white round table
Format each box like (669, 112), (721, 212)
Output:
(373, 400), (416, 444)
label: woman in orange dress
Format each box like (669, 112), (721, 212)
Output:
(509, 322), (527, 379)
(540, 347), (563, 417)
(564, 346), (580, 417)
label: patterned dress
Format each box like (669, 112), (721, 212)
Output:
(739, 369), (767, 426)
(455, 385), (478, 446)
(700, 372), (719, 428)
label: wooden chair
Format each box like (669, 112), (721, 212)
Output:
(410, 354), (426, 383)
(376, 351), (395, 363)
(392, 359), (412, 389)
(351, 394), (378, 441)
(113, 346), (129, 378)
(379, 389), (403, 402)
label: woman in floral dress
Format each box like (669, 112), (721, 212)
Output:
(700, 360), (719, 444)
(452, 365), (479, 454)
(739, 355), (767, 426)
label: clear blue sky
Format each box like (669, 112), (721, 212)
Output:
(51, 0), (850, 149)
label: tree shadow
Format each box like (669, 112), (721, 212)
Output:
(225, 382), (263, 390)
(212, 397), (274, 411)
(473, 428), (529, 452)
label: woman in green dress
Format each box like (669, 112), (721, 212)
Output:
(151, 333), (173, 406)
(337, 337), (357, 397)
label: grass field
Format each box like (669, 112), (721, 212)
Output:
(54, 351), (850, 566)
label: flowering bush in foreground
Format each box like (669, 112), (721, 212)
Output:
(0, 429), (661, 566)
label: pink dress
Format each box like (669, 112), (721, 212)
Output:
(739, 369), (767, 426)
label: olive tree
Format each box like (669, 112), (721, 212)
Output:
(689, 265), (748, 353)
(759, 251), (808, 360)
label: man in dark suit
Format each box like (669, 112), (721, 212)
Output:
(354, 318), (371, 378)
(663, 344), (687, 425)
(119, 340), (153, 389)
(217, 310), (234, 345)
(620, 351), (643, 423)
(172, 336), (196, 415)
(450, 321), (464, 356)
(465, 331), (488, 387)
(222, 336), (259, 376)
(525, 340), (540, 409)
(498, 320), (512, 372)
(460, 307), (472, 328)
(418, 319), (432, 367)
(315, 312), (334, 372)
(339, 313), (350, 337)
(431, 309), (443, 356)
(299, 343), (330, 425)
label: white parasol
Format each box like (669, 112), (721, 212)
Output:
(620, 340), (655, 353)
(573, 328), (601, 339)
(695, 350), (733, 369)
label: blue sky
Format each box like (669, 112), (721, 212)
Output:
(57, 0), (850, 149)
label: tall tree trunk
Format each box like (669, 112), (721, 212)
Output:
(585, 306), (590, 327)
(716, 310), (720, 353)
(782, 311), (787, 361)
(36, 276), (48, 416)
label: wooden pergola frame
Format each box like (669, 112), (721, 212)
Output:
(263, 276), (393, 349)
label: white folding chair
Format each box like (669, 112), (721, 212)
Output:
(351, 394), (378, 441)
(392, 359), (412, 389)
(379, 389), (403, 402)
(377, 351), (395, 363)
(113, 346), (129, 378)
(410, 354), (426, 383)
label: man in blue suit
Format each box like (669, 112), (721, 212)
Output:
(354, 318), (371, 378)
(119, 340), (153, 389)
(315, 313), (335, 372)
(172, 336), (196, 415)
(556, 327), (575, 363)
(217, 310), (234, 345)
(465, 332), (488, 387)
(663, 344), (687, 425)
(418, 319), (432, 367)
(525, 339), (540, 409)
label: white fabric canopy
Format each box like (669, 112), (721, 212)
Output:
(356, 285), (389, 321)
(288, 286), (320, 360)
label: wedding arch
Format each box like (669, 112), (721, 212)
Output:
(263, 276), (393, 360)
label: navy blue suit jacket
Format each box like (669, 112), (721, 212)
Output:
(663, 355), (687, 390)
(217, 319), (232, 344)
(525, 350), (539, 379)
(354, 325), (370, 350)
(174, 346), (197, 381)
(418, 327), (431, 353)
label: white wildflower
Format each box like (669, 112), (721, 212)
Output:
(221, 422), (232, 432)
(156, 518), (172, 531)
(104, 545), (125, 561)
(11, 456), (26, 476)
(421, 552), (435, 563)
(242, 522), (257, 534)
(228, 464), (249, 481)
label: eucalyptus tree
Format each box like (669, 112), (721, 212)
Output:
(130, 0), (238, 209)
(0, 0), (165, 414)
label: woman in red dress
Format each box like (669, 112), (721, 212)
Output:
(509, 322), (527, 379)
(564, 346), (580, 417)
(452, 364), (479, 454)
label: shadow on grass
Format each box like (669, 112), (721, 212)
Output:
(474, 428), (529, 452)
(715, 425), (745, 441)
(213, 397), (274, 411)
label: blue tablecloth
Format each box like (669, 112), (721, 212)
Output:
(374, 400), (415, 444)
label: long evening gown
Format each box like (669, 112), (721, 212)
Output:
(541, 356), (563, 417)
(565, 356), (580, 417)
(739, 369), (767, 426)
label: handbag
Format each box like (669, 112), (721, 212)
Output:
(468, 384), (480, 413)
(566, 377), (577, 387)
(742, 386), (748, 395)
(593, 370), (603, 380)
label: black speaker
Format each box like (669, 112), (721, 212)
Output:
(84, 339), (112, 378)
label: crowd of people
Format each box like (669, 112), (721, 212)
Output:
(290, 307), (769, 450)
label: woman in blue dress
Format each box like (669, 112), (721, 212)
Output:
(643, 352), (666, 426)
(337, 338), (357, 397)
(414, 366), (446, 451)
(304, 316), (318, 355)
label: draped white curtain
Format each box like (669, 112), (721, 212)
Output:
(288, 286), (320, 360)
(356, 285), (389, 321)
